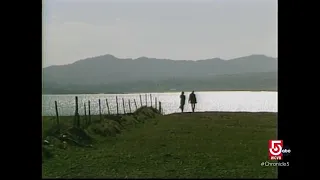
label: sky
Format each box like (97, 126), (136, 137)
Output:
(43, 0), (277, 67)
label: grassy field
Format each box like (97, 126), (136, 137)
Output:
(42, 109), (277, 178)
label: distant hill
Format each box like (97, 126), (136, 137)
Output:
(43, 54), (277, 94)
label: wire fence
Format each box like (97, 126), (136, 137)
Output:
(47, 94), (163, 117)
(43, 94), (163, 130)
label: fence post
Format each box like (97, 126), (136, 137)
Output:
(122, 98), (126, 114)
(54, 101), (60, 130)
(116, 96), (119, 115)
(145, 94), (147, 106)
(139, 94), (143, 107)
(88, 100), (91, 125)
(84, 102), (87, 126)
(99, 99), (102, 122)
(155, 97), (157, 109)
(150, 94), (153, 107)
(106, 99), (110, 115)
(74, 96), (80, 128)
(128, 99), (132, 113)
(159, 101), (162, 114)
(134, 99), (138, 111)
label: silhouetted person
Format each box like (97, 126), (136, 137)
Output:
(179, 91), (186, 113)
(189, 91), (197, 112)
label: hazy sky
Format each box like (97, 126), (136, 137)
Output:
(43, 0), (277, 67)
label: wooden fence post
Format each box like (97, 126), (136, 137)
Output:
(84, 102), (87, 125)
(134, 99), (138, 111)
(74, 96), (80, 128)
(88, 100), (91, 125)
(116, 96), (119, 115)
(106, 99), (110, 115)
(139, 94), (143, 107)
(155, 97), (157, 109)
(54, 101), (60, 129)
(150, 94), (153, 107)
(128, 99), (132, 113)
(145, 94), (147, 106)
(99, 99), (102, 122)
(122, 98), (126, 114)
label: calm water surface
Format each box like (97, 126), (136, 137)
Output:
(42, 91), (277, 116)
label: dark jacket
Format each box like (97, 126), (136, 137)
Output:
(180, 94), (186, 105)
(189, 93), (197, 104)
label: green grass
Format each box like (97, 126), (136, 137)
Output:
(42, 110), (277, 178)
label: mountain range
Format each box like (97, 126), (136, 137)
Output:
(43, 54), (277, 94)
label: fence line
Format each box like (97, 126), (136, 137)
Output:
(49, 94), (162, 115)
(51, 94), (164, 129)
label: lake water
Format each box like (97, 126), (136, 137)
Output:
(42, 91), (277, 116)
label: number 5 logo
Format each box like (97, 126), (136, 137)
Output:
(269, 140), (283, 156)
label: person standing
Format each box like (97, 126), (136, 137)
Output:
(189, 91), (197, 112)
(179, 91), (186, 113)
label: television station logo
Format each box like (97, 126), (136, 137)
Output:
(269, 140), (291, 160)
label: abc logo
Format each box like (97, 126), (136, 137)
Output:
(281, 148), (291, 155)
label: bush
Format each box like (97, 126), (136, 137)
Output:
(134, 107), (161, 119)
(88, 119), (122, 137)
